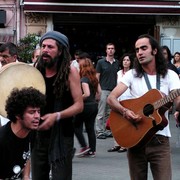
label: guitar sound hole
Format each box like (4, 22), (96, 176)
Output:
(143, 104), (154, 116)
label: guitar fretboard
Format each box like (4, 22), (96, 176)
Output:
(154, 89), (180, 110)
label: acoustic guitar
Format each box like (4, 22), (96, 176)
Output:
(109, 89), (180, 149)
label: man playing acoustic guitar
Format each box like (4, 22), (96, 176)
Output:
(107, 34), (180, 180)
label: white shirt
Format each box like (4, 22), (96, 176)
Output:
(117, 70), (132, 101)
(120, 69), (180, 137)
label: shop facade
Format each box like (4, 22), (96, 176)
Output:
(1, 1), (180, 57)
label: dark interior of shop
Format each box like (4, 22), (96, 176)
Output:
(54, 14), (155, 62)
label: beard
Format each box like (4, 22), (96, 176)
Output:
(40, 53), (59, 68)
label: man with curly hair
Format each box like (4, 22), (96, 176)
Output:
(0, 87), (46, 179)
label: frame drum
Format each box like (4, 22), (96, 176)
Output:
(0, 62), (45, 117)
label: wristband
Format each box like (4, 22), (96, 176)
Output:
(56, 112), (61, 121)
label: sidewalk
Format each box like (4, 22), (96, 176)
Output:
(72, 114), (180, 180)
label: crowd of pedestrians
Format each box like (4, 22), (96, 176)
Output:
(0, 31), (180, 180)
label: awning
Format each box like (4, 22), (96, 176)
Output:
(22, 1), (180, 15)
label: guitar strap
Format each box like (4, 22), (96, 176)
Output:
(144, 73), (162, 129)
(144, 73), (160, 90)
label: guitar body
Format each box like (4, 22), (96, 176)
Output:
(109, 89), (169, 149)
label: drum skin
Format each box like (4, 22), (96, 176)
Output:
(0, 62), (46, 117)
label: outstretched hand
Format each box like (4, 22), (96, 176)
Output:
(38, 113), (57, 130)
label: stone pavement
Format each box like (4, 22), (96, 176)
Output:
(72, 114), (180, 180)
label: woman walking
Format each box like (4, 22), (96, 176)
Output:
(74, 57), (101, 157)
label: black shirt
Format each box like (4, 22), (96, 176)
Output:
(96, 58), (119, 91)
(0, 122), (30, 179)
(81, 77), (96, 104)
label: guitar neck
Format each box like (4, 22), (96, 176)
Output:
(154, 89), (180, 110)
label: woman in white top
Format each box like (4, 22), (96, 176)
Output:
(107, 53), (134, 153)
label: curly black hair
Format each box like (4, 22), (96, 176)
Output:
(5, 87), (46, 122)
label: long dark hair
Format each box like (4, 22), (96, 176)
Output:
(36, 41), (71, 99)
(119, 53), (134, 70)
(134, 34), (167, 78)
(161, 45), (172, 62)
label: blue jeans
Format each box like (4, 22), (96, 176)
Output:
(127, 135), (172, 180)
